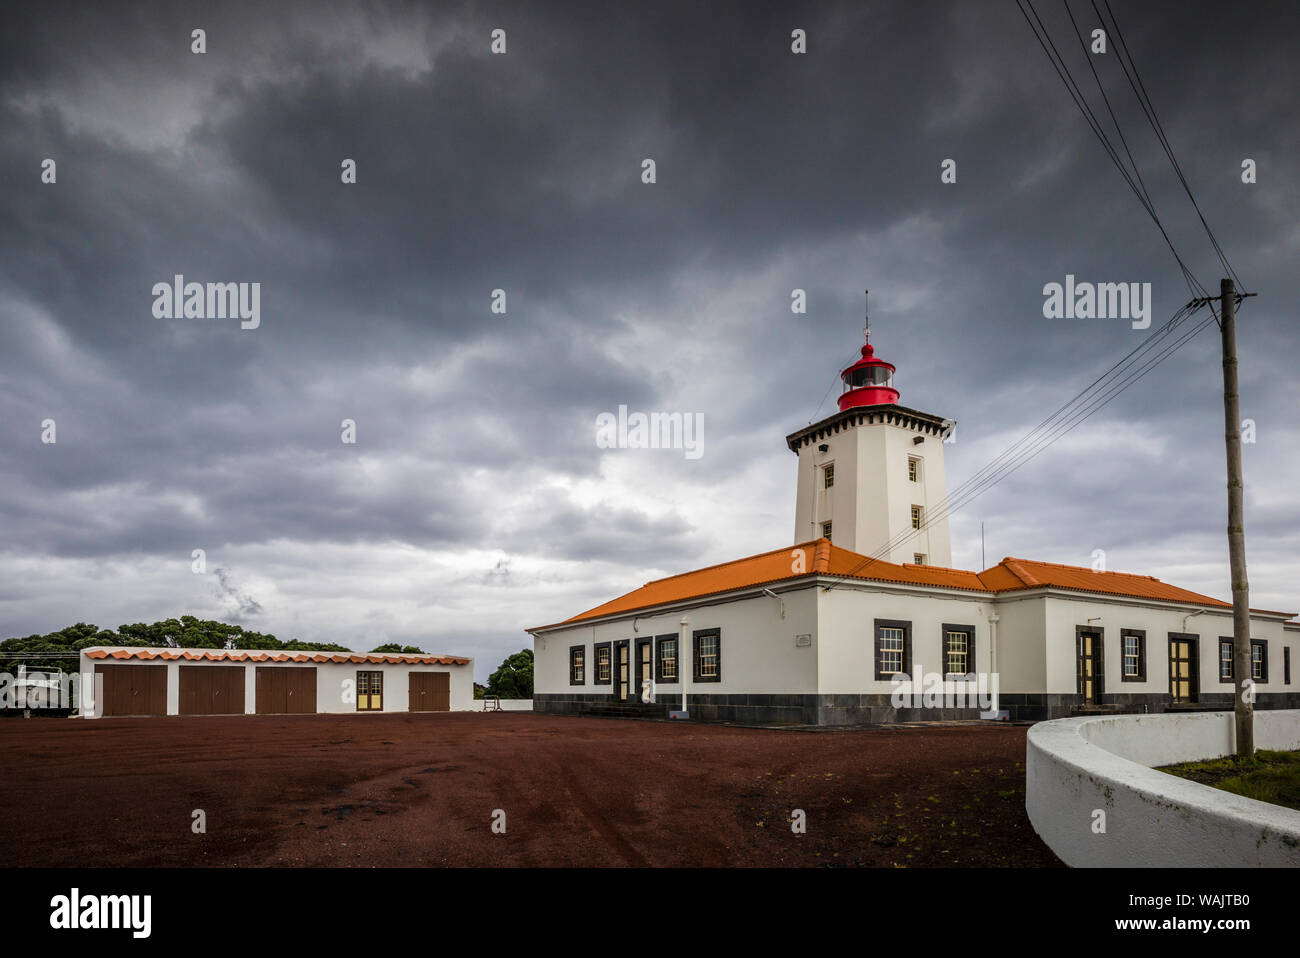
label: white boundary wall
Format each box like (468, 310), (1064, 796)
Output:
(1026, 710), (1300, 867)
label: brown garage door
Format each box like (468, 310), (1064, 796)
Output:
(409, 671), (450, 712)
(254, 667), (317, 714)
(96, 664), (167, 717)
(179, 666), (246, 715)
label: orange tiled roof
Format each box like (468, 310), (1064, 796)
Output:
(538, 539), (988, 627)
(81, 647), (470, 665)
(978, 557), (1232, 608)
(530, 539), (1289, 629)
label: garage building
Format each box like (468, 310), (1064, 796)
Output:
(78, 646), (474, 718)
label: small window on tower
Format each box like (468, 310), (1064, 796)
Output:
(913, 553), (925, 565)
(911, 506), (923, 530)
(824, 464), (834, 489)
(908, 457), (919, 482)
(821, 521), (833, 541)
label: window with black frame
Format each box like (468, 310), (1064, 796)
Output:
(942, 625), (974, 678)
(1219, 639), (1233, 682)
(1120, 630), (1146, 682)
(656, 635), (678, 683)
(1251, 640), (1268, 682)
(875, 619), (911, 680)
(693, 629), (720, 682)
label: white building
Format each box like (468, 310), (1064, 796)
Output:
(528, 323), (1299, 724)
(76, 647), (475, 717)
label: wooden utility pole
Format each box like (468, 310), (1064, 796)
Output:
(1219, 277), (1253, 757)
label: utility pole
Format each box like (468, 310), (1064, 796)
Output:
(1218, 277), (1253, 757)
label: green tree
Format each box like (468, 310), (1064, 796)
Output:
(278, 639), (352, 652)
(370, 643), (425, 654)
(0, 617), (354, 680)
(486, 649), (533, 699)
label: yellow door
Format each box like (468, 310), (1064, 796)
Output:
(1078, 633), (1096, 703)
(357, 670), (382, 710)
(1170, 639), (1195, 703)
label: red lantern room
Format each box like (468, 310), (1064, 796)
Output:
(837, 319), (899, 411)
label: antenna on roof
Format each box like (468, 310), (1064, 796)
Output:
(864, 289), (870, 340)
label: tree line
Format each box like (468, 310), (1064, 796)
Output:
(0, 617), (534, 699)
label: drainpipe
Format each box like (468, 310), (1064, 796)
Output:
(1181, 609), (1207, 633)
(679, 614), (690, 714)
(987, 611), (1000, 717)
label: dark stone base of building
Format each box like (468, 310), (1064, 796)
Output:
(533, 691), (822, 725)
(534, 691), (1300, 726)
(997, 691), (1300, 721)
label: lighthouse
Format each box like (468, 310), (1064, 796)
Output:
(786, 297), (955, 566)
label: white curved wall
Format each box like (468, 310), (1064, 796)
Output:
(1026, 710), (1300, 867)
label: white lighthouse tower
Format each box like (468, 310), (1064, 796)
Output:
(786, 300), (955, 566)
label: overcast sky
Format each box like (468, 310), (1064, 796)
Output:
(2, 0), (1297, 679)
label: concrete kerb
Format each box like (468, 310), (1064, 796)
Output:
(1025, 709), (1300, 867)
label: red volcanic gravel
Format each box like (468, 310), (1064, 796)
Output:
(0, 712), (1061, 867)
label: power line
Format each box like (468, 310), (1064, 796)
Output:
(1093, 0), (1243, 289)
(1013, 0), (1208, 297)
(836, 306), (1217, 583)
(1061, 0), (1161, 231)
(853, 299), (1202, 564)
(901, 308), (1215, 551)
(808, 369), (843, 425)
(817, 3), (1250, 587)
(825, 298), (1223, 587)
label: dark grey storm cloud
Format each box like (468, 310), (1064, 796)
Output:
(2, 0), (1298, 676)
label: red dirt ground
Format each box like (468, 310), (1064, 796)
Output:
(0, 712), (1061, 867)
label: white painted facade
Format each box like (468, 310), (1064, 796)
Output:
(533, 577), (1299, 723)
(533, 586), (822, 705)
(791, 408), (953, 566)
(815, 582), (993, 696)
